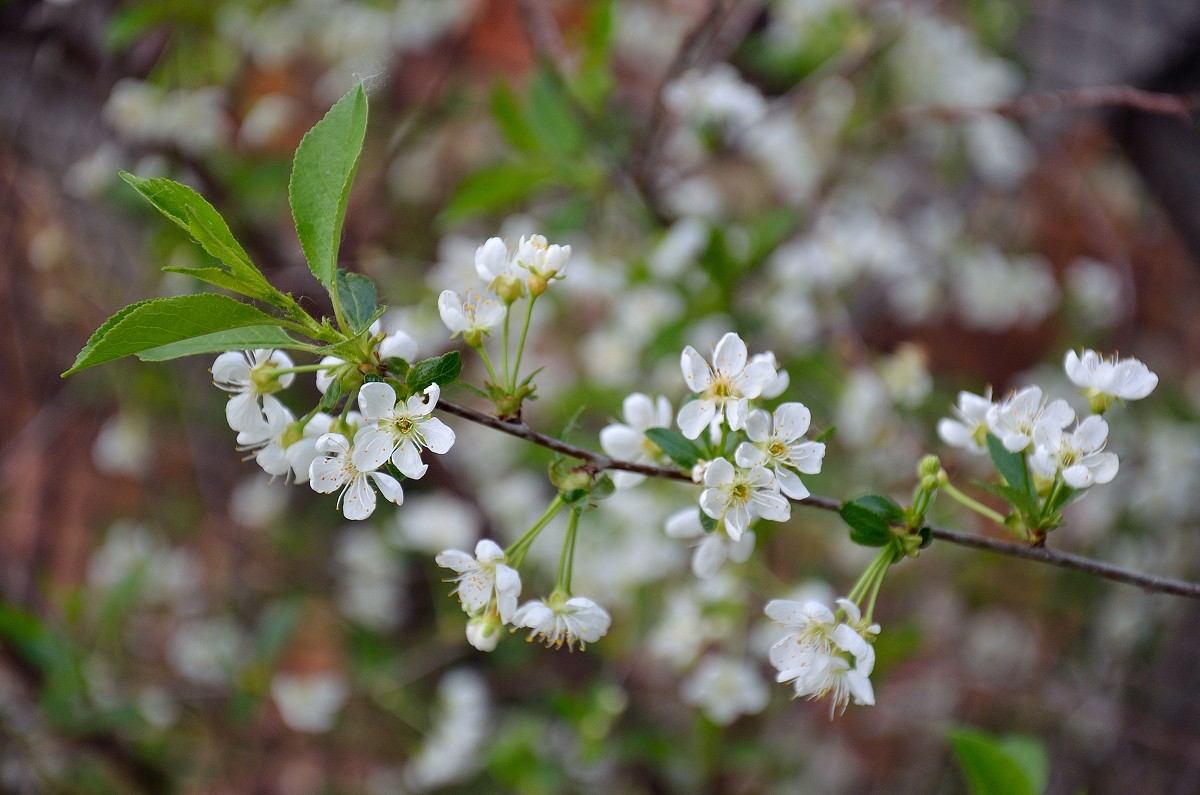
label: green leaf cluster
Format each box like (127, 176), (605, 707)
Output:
(66, 84), (381, 382)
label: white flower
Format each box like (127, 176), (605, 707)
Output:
(515, 233), (571, 283)
(1030, 415), (1119, 489)
(1064, 349), (1158, 413)
(474, 236), (518, 281)
(235, 396), (295, 477)
(270, 672), (349, 733)
(438, 288), (505, 338)
(681, 654), (769, 725)
(315, 320), (418, 393)
(734, 404), (825, 500)
(665, 507), (755, 579)
(937, 389), (994, 454)
(751, 352), (790, 399)
(355, 382), (455, 479)
(435, 539), (522, 624)
(599, 393), (674, 488)
(699, 458), (790, 541)
(308, 433), (403, 520)
(765, 597), (876, 715)
(283, 412), (334, 485)
(512, 593), (611, 651)
(402, 669), (490, 792)
(677, 332), (777, 439)
(986, 386), (1074, 453)
(211, 349), (294, 432)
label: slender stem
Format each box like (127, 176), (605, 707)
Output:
(507, 496), (565, 568)
(510, 296), (537, 392)
(556, 506), (581, 593)
(433, 398), (1200, 600)
(471, 342), (501, 386)
(942, 481), (1007, 525)
(863, 544), (896, 625)
(501, 306), (512, 391)
(272, 363), (336, 375)
(1040, 478), (1065, 524)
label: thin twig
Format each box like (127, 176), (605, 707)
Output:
(891, 86), (1200, 127)
(435, 399), (1200, 600)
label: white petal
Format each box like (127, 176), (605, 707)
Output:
(665, 508), (703, 539)
(744, 409), (770, 442)
(774, 466), (809, 500)
(677, 399), (716, 440)
(772, 402), (811, 441)
(600, 425), (643, 459)
(699, 488), (729, 521)
(438, 290), (466, 332)
(728, 530), (755, 563)
(622, 393), (656, 430)
(725, 503), (750, 540)
(342, 474), (377, 520)
(1075, 415), (1109, 450)
(494, 565), (522, 622)
(680, 346), (712, 393)
(358, 382), (397, 421)
(703, 457), (734, 486)
(212, 351), (250, 386)
(475, 236), (509, 280)
(711, 332), (748, 375)
(692, 534), (731, 578)
(788, 441), (825, 474)
(378, 330), (418, 362)
(751, 490), (790, 522)
(420, 417), (455, 454)
(351, 427), (392, 472)
(392, 440), (428, 479)
(434, 549), (475, 573)
(370, 472), (404, 506)
(226, 392), (265, 432)
(734, 442), (766, 468)
(725, 398), (749, 432)
(309, 457), (347, 494)
(611, 471), (646, 489)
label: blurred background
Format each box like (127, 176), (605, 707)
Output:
(2, 0), (1200, 792)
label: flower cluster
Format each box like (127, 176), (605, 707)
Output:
(210, 346), (456, 521)
(939, 350), (1157, 490)
(601, 332), (824, 579)
(765, 597), (878, 716)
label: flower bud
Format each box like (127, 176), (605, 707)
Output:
(527, 274), (548, 296)
(493, 274), (524, 304)
(918, 454), (941, 478)
(466, 615), (503, 652)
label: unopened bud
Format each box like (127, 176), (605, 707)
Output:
(466, 615), (503, 652)
(493, 274), (524, 304)
(918, 455), (941, 478)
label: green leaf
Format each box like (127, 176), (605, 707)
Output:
(528, 68), (585, 156)
(972, 480), (1038, 518)
(137, 325), (297, 361)
(839, 495), (904, 547)
(986, 433), (1035, 498)
(407, 351), (463, 394)
(949, 729), (1043, 795)
(814, 424), (837, 445)
(490, 83), (541, 153)
(121, 173), (283, 305)
(289, 83), (368, 289)
(335, 269), (377, 334)
(699, 508), (718, 533)
(64, 294), (285, 375)
(318, 376), (346, 412)
(441, 161), (556, 224)
(643, 427), (701, 468)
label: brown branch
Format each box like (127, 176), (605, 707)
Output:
(514, 0), (573, 74)
(436, 398), (1200, 600)
(891, 86), (1200, 127)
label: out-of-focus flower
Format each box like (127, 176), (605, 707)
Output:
(600, 393), (674, 488)
(937, 389), (994, 454)
(512, 593), (611, 651)
(271, 672), (350, 733)
(1065, 350), (1158, 413)
(681, 654), (769, 725)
